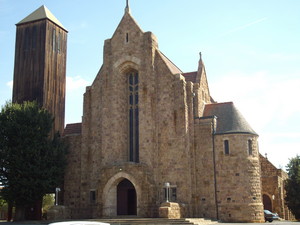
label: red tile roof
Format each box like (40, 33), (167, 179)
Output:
(63, 123), (82, 136)
(182, 71), (197, 83)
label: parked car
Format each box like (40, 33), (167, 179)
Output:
(264, 210), (279, 222)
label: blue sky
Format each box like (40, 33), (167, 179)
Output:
(0, 0), (299, 169)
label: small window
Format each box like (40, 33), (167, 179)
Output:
(57, 32), (61, 53)
(24, 27), (30, 51)
(32, 26), (37, 49)
(224, 140), (229, 155)
(90, 190), (96, 204)
(52, 29), (56, 51)
(248, 140), (253, 155)
(171, 187), (177, 201)
(163, 186), (177, 202)
(126, 33), (129, 43)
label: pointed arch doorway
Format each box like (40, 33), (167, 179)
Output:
(117, 179), (137, 215)
(263, 194), (272, 211)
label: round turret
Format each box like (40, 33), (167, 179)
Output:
(203, 102), (264, 222)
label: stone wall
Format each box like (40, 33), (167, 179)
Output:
(194, 117), (217, 219)
(214, 134), (264, 222)
(260, 154), (292, 220)
(63, 134), (82, 218)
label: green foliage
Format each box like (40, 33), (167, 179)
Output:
(42, 194), (54, 212)
(0, 101), (68, 208)
(0, 196), (8, 217)
(285, 155), (300, 220)
(0, 196), (7, 208)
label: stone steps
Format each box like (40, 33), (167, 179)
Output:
(185, 218), (219, 225)
(89, 218), (218, 225)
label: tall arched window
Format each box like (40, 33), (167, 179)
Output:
(224, 140), (230, 155)
(128, 71), (139, 162)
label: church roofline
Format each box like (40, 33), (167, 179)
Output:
(182, 71), (197, 83)
(157, 50), (183, 74)
(110, 6), (143, 41)
(63, 122), (82, 136)
(17, 5), (67, 32)
(203, 102), (258, 136)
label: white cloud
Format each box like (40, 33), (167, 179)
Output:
(66, 76), (90, 92)
(65, 76), (91, 124)
(210, 70), (300, 168)
(67, 21), (89, 32)
(210, 71), (300, 131)
(6, 80), (13, 89)
(221, 17), (268, 37)
(259, 136), (300, 170)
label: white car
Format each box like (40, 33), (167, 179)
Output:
(49, 222), (110, 225)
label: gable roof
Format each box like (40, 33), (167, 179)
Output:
(157, 50), (183, 74)
(17, 5), (67, 31)
(203, 102), (257, 135)
(111, 8), (143, 40)
(63, 123), (82, 136)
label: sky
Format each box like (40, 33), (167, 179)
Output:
(0, 0), (299, 170)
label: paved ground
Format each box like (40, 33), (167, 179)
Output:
(225, 222), (300, 225)
(0, 220), (299, 225)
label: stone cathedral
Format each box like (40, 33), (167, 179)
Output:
(12, 3), (293, 223)
(62, 5), (264, 222)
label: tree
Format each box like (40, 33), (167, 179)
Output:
(285, 155), (300, 220)
(0, 197), (8, 218)
(0, 101), (68, 221)
(42, 194), (55, 218)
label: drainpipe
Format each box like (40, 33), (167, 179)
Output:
(212, 116), (219, 220)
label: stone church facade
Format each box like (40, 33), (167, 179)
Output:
(12, 4), (293, 223)
(62, 6), (264, 222)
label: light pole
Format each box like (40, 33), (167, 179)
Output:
(165, 182), (170, 202)
(55, 187), (61, 206)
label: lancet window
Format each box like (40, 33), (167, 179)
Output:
(128, 71), (139, 162)
(224, 140), (230, 155)
(248, 139), (253, 155)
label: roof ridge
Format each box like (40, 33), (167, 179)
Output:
(158, 50), (183, 74)
(182, 71), (197, 75)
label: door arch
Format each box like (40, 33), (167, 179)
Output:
(102, 171), (141, 217)
(263, 194), (272, 211)
(117, 179), (137, 215)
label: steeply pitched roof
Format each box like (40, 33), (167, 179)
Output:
(17, 5), (67, 31)
(111, 6), (143, 41)
(63, 123), (82, 136)
(203, 102), (257, 135)
(157, 51), (183, 74)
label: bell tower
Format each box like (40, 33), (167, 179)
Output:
(12, 5), (68, 135)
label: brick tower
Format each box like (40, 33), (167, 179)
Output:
(13, 5), (67, 135)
